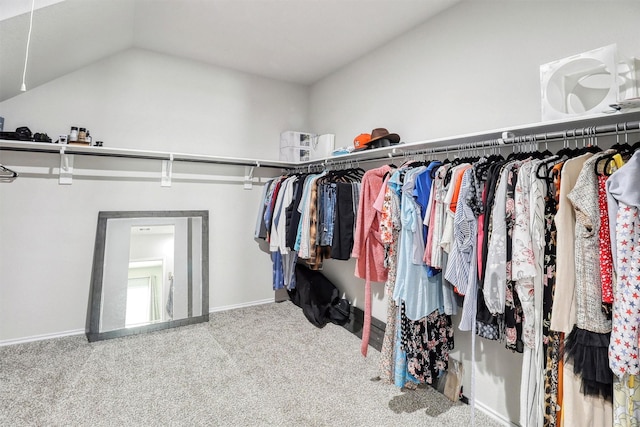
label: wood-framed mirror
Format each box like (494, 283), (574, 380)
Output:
(86, 210), (209, 342)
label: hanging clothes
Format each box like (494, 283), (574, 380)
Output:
(352, 164), (392, 356)
(424, 162), (458, 317)
(483, 161), (512, 316)
(255, 124), (640, 427)
(540, 156), (562, 427)
(476, 161), (504, 341)
(378, 172), (402, 384)
(446, 167), (478, 331)
(331, 182), (358, 260)
(401, 306), (454, 385)
(382, 162), (453, 387)
(550, 150), (617, 427)
(393, 166), (444, 321)
(270, 175), (299, 290)
(551, 154), (593, 333)
(513, 159), (542, 427)
(255, 168), (363, 291)
(565, 152), (614, 400)
(607, 152), (640, 426)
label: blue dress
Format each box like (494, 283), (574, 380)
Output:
(393, 167), (444, 321)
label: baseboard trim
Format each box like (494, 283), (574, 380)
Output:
(1, 299), (276, 347)
(209, 298), (275, 313)
(473, 399), (518, 426)
(0, 328), (84, 347)
(342, 305), (386, 352)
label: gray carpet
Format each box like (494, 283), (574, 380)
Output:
(0, 302), (503, 426)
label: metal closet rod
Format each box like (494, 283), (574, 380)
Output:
(2, 118), (638, 172)
(503, 120), (640, 145)
(301, 119), (640, 170)
(0, 145), (287, 169)
(391, 120), (640, 158)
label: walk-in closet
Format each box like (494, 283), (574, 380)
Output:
(1, 1), (640, 426)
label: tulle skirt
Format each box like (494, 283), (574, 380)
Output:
(564, 325), (613, 400)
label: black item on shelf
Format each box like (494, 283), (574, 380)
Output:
(33, 133), (52, 143)
(0, 132), (21, 140)
(0, 127), (52, 143)
(15, 126), (32, 140)
(0, 126), (32, 141)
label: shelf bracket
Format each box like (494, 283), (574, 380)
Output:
(59, 147), (74, 185)
(244, 163), (258, 190)
(161, 154), (173, 187)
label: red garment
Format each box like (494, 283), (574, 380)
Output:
(266, 179), (284, 243)
(597, 175), (614, 304)
(448, 164), (472, 213)
(352, 165), (391, 356)
(477, 183), (488, 281)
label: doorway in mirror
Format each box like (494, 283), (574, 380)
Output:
(86, 211), (208, 342)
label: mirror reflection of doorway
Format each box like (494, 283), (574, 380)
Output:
(126, 276), (154, 326)
(126, 224), (175, 328)
(126, 262), (165, 327)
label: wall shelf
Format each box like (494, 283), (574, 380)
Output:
(0, 140), (291, 169)
(296, 110), (640, 168)
(1, 110), (639, 176)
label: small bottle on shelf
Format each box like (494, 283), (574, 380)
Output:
(69, 126), (78, 143)
(78, 127), (87, 143)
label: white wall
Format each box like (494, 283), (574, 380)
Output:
(0, 48), (308, 159)
(308, 1), (640, 424)
(0, 48), (302, 342)
(310, 1), (640, 146)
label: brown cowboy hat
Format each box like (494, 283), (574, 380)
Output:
(368, 128), (400, 146)
(367, 128), (400, 148)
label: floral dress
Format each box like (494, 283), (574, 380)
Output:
(401, 305), (454, 385)
(542, 162), (562, 427)
(379, 179), (402, 384)
(504, 162), (524, 353)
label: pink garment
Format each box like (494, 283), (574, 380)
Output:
(424, 193), (438, 265)
(373, 174), (390, 213)
(352, 165), (391, 356)
(477, 184), (488, 280)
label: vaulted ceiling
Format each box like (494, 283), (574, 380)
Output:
(0, 0), (460, 102)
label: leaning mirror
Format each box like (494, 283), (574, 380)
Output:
(86, 211), (209, 341)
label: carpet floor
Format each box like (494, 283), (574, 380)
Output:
(0, 301), (503, 426)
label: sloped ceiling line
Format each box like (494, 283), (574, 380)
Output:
(0, 0), (460, 102)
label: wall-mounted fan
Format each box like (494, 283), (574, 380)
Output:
(540, 44), (636, 121)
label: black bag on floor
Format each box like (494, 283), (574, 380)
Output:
(288, 264), (351, 328)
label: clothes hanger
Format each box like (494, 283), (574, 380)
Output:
(535, 132), (569, 180)
(506, 137), (532, 160)
(443, 145), (474, 186)
(608, 123), (632, 154)
(535, 155), (561, 180)
(580, 127), (602, 154)
(346, 167), (365, 180)
(594, 125), (626, 176)
(555, 130), (577, 159)
(444, 149), (464, 186)
(537, 134), (554, 158)
(475, 154), (504, 182)
(516, 135), (543, 160)
(430, 146), (452, 179)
